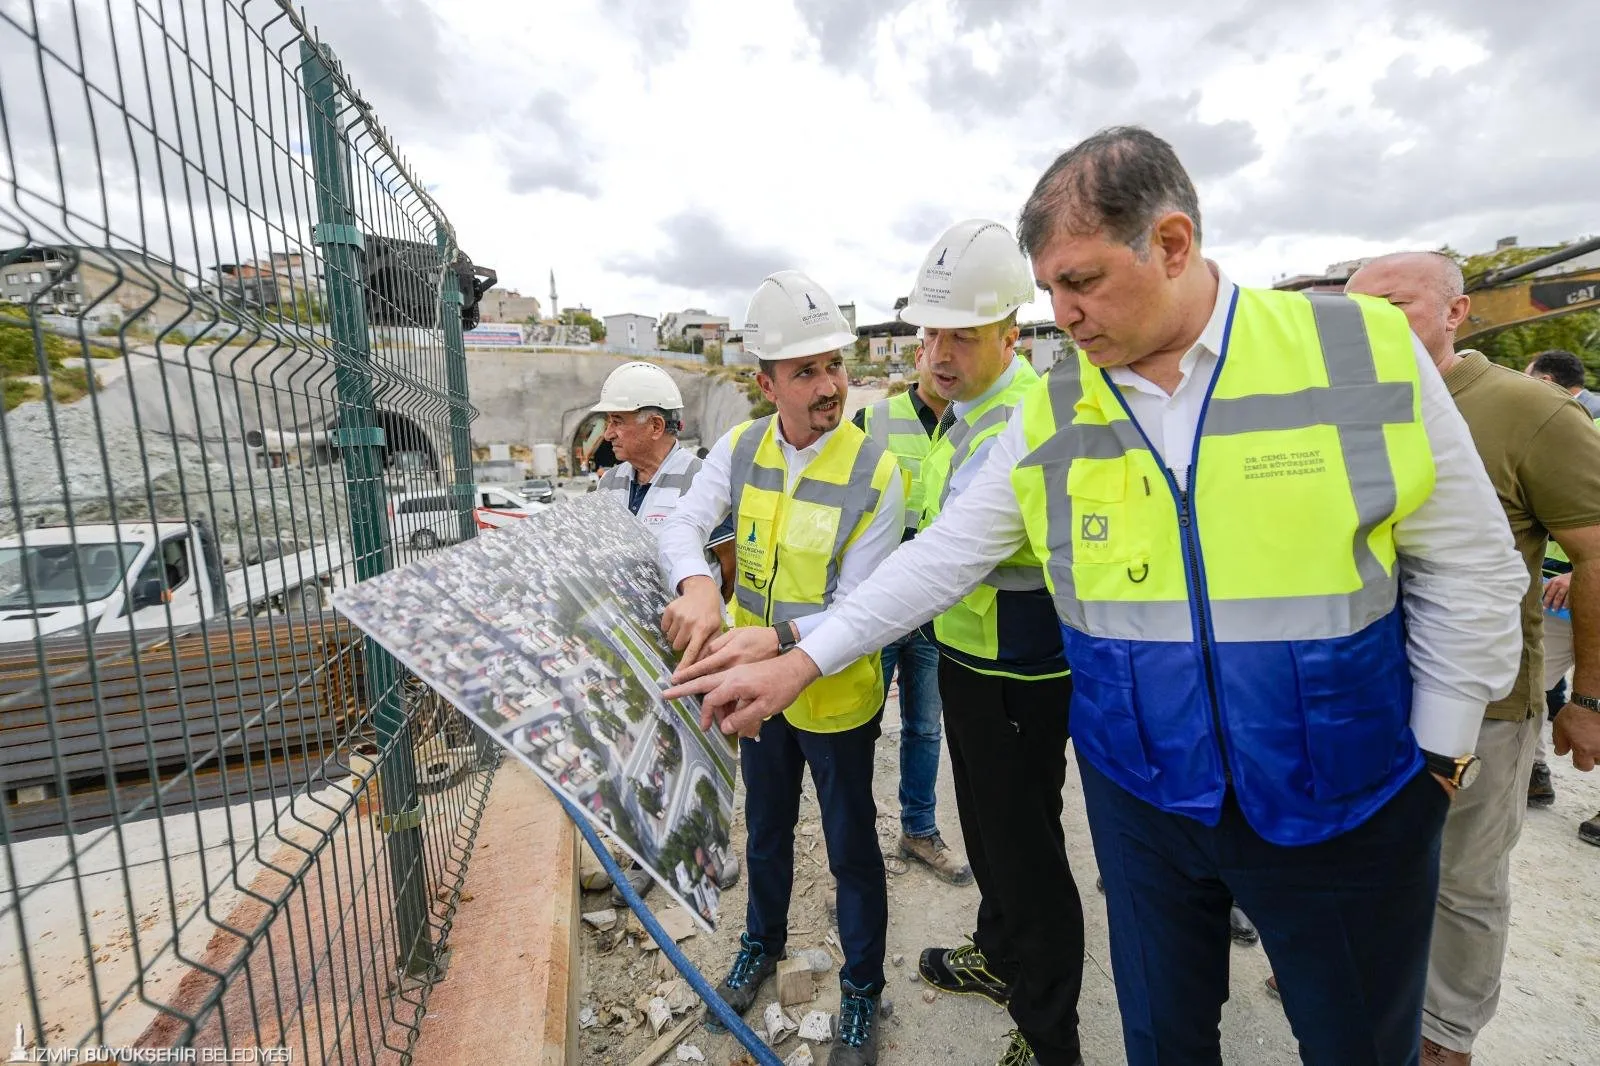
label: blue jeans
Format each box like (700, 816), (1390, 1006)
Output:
(880, 629), (943, 838)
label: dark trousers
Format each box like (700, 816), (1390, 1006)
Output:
(741, 709), (887, 989)
(939, 658), (1084, 1065)
(1079, 756), (1450, 1066)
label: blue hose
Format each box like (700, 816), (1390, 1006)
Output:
(547, 787), (785, 1066)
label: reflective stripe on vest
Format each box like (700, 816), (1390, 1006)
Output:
(1012, 287), (1436, 846)
(918, 358), (1065, 678)
(597, 444), (705, 530)
(862, 391), (931, 533)
(725, 415), (905, 733)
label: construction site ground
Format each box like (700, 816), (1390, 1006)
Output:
(569, 687), (1600, 1065)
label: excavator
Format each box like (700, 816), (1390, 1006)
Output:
(1458, 235), (1600, 345)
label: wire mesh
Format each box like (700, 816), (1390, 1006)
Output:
(1, 1), (495, 1060)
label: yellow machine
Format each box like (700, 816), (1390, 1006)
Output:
(1458, 236), (1600, 345)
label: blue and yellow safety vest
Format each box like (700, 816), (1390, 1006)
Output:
(1012, 288), (1435, 845)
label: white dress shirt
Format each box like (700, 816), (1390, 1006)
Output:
(658, 414), (906, 638)
(943, 357), (1024, 500)
(799, 266), (1527, 758)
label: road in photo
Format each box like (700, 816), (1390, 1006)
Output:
(333, 493), (737, 930)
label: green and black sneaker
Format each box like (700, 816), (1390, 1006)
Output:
(918, 940), (1010, 1006)
(997, 1029), (1037, 1066)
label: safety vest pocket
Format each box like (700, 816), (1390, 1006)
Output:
(1060, 634), (1154, 782)
(1291, 633), (1412, 803)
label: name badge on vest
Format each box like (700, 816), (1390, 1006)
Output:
(736, 518), (766, 586)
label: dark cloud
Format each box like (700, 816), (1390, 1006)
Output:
(1210, 2), (1600, 252)
(605, 212), (794, 297)
(306, 0), (460, 134)
(892, 205), (958, 244)
(1135, 95), (1261, 181)
(922, 43), (1042, 119)
(1074, 42), (1139, 91)
(501, 92), (603, 198)
(597, 0), (693, 56)
(794, 0), (907, 71)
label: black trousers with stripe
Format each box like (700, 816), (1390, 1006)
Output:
(939, 657), (1084, 1064)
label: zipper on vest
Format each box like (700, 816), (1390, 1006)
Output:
(1175, 481), (1231, 785)
(766, 545), (780, 625)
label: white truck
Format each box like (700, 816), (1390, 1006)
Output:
(0, 520), (347, 643)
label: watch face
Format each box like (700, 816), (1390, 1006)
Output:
(1459, 758), (1482, 789)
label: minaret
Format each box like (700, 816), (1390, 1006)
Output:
(548, 269), (558, 320)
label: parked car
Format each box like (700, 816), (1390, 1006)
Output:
(518, 477), (556, 504)
(389, 485), (547, 550)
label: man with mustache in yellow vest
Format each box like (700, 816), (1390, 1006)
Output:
(656, 270), (906, 1066)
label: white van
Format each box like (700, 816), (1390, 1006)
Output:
(390, 485), (547, 550)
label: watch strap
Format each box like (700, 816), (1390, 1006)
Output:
(1570, 691), (1600, 712)
(1422, 749), (1476, 787)
(774, 620), (800, 653)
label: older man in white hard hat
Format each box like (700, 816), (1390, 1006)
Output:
(657, 270), (907, 1066)
(589, 360), (739, 903)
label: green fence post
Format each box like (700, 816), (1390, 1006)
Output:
(437, 229), (477, 542)
(300, 40), (435, 977)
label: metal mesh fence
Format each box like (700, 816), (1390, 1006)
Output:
(1, 1), (497, 1060)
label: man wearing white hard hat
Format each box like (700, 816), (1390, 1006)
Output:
(657, 270), (907, 1065)
(590, 360), (739, 903)
(899, 219), (1083, 1066)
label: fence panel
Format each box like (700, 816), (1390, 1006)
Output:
(0, 2), (494, 1061)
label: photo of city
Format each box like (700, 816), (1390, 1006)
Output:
(333, 493), (738, 930)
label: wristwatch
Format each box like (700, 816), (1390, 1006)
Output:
(773, 620), (800, 654)
(1569, 691), (1600, 713)
(1422, 750), (1482, 790)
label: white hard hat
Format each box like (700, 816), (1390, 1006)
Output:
(742, 270), (857, 361)
(591, 361), (684, 413)
(898, 219), (1034, 330)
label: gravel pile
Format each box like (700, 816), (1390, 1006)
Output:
(1, 398), (348, 568)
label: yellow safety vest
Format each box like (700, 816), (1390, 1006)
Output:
(861, 391), (931, 534)
(726, 415), (905, 733)
(1012, 287), (1436, 845)
(920, 359), (1066, 678)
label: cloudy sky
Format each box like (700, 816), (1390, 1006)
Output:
(309, 0), (1597, 329)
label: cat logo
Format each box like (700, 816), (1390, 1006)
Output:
(1081, 513), (1109, 542)
(805, 292), (817, 311)
(935, 247), (947, 267)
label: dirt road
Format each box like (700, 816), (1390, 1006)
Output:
(577, 692), (1600, 1064)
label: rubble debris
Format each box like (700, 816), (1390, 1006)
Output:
(782, 1045), (814, 1066)
(674, 1045), (704, 1062)
(922, 989), (937, 1004)
(647, 996), (673, 1035)
(655, 979), (697, 1015)
(892, 954), (905, 967)
(763, 1002), (799, 1044)
(578, 1005), (599, 1030)
(797, 948), (833, 973)
(643, 907), (699, 951)
(797, 1010), (833, 1043)
(582, 909), (619, 931)
(776, 958), (814, 1007)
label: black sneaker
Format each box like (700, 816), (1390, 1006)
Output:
(830, 978), (882, 1066)
(918, 941), (1010, 1006)
(1528, 762), (1556, 808)
(1229, 903), (1259, 945)
(704, 933), (781, 1032)
(1581, 811), (1600, 847)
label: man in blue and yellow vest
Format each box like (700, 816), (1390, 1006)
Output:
(854, 345), (976, 886)
(657, 270), (906, 1066)
(667, 128), (1528, 1066)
